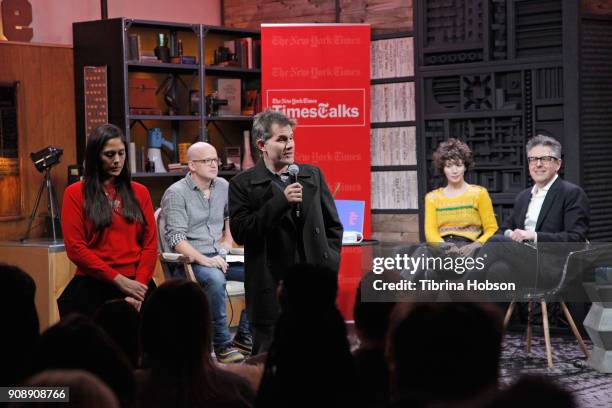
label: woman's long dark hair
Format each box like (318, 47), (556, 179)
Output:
(83, 124), (143, 230)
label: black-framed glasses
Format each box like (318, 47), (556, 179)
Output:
(527, 155), (559, 164)
(191, 158), (221, 166)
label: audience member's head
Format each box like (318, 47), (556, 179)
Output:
(0, 263), (39, 386)
(31, 314), (134, 405)
(278, 263), (338, 313)
(388, 302), (503, 406)
(138, 279), (254, 408)
(9, 369), (119, 408)
(354, 271), (398, 347)
(94, 299), (140, 367)
(257, 264), (358, 407)
(351, 271), (400, 408)
(485, 375), (576, 408)
(140, 278), (213, 371)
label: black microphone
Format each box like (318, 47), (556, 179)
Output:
(288, 164), (301, 218)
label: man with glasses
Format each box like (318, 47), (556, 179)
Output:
(498, 134), (589, 243)
(229, 109), (343, 353)
(160, 142), (250, 363)
(480, 134), (590, 307)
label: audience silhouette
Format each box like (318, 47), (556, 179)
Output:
(137, 278), (254, 408)
(0, 263), (40, 387)
(256, 264), (359, 407)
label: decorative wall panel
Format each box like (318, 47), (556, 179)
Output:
(416, 0), (569, 233)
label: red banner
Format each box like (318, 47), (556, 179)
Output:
(262, 24), (371, 320)
(261, 24), (371, 237)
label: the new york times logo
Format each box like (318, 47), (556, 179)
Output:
(272, 103), (360, 119)
(372, 253), (486, 275)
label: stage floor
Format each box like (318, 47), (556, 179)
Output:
(500, 332), (612, 408)
(346, 324), (611, 407)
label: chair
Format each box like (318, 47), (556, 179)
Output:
(154, 208), (196, 282)
(154, 208), (246, 326)
(503, 242), (595, 367)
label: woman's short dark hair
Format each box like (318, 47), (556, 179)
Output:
(83, 124), (143, 230)
(431, 138), (474, 176)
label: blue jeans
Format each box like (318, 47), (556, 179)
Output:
(173, 253), (250, 350)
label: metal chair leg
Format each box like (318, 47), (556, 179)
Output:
(541, 300), (553, 368)
(561, 301), (589, 358)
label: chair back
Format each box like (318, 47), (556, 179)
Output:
(154, 207), (174, 280)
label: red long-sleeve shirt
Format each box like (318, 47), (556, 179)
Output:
(61, 181), (157, 284)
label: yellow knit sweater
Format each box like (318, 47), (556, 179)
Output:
(424, 185), (498, 243)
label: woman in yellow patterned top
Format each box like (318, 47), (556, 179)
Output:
(425, 138), (498, 257)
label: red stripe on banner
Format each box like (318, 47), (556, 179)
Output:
(262, 24), (371, 320)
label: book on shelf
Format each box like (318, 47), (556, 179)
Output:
(242, 89), (260, 116)
(129, 142), (137, 174)
(371, 37), (414, 79)
(371, 82), (415, 123)
(214, 37), (258, 69)
(168, 163), (188, 173)
(137, 146), (146, 173)
(245, 37), (253, 69)
(140, 53), (161, 63)
(371, 171), (418, 210)
(234, 37), (254, 69)
(253, 40), (261, 69)
(128, 34), (141, 61)
(215, 78), (241, 115)
(370, 127), (417, 166)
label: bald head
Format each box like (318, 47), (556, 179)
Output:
(187, 142), (217, 161)
(186, 142), (220, 186)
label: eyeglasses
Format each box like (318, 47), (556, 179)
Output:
(527, 156), (559, 164)
(191, 158), (221, 166)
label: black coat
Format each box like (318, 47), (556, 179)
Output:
(229, 160), (343, 325)
(500, 177), (589, 242)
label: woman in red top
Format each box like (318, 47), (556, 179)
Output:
(59, 124), (157, 317)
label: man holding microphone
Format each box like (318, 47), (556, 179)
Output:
(229, 109), (343, 353)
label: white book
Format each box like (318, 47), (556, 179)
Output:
(215, 78), (241, 116)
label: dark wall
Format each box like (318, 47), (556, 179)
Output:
(414, 0), (604, 238)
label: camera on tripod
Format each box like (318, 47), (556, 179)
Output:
(22, 145), (64, 242)
(30, 146), (63, 172)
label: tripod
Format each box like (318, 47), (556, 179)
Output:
(21, 166), (61, 242)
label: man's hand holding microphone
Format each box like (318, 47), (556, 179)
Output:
(285, 164), (302, 218)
